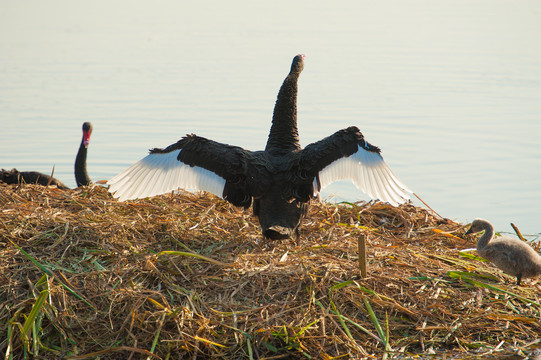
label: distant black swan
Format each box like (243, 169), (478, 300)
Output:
(466, 218), (541, 285)
(75, 122), (93, 187)
(1, 122), (93, 189)
(108, 54), (411, 239)
(0, 168), (69, 189)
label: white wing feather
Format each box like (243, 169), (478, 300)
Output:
(314, 145), (411, 206)
(108, 149), (226, 201)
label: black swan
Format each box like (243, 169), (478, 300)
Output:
(466, 219), (541, 285)
(75, 122), (93, 187)
(0, 168), (69, 189)
(108, 54), (411, 239)
(1, 122), (93, 190)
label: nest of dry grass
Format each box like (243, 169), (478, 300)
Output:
(1, 183), (540, 359)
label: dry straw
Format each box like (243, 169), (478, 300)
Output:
(1, 183), (540, 359)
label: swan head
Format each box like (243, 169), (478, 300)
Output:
(254, 185), (308, 240)
(290, 54), (306, 75)
(465, 218), (491, 235)
(82, 122), (93, 147)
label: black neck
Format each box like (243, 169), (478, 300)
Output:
(75, 141), (90, 186)
(265, 71), (301, 155)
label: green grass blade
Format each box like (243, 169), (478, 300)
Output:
(363, 298), (391, 351)
(247, 337), (253, 360)
(326, 280), (394, 347)
(407, 276), (434, 281)
(447, 271), (541, 306)
(59, 283), (97, 310)
(331, 279), (376, 296)
(21, 289), (48, 350)
(294, 319), (320, 340)
(385, 312), (390, 351)
(316, 299), (381, 343)
(330, 300), (353, 339)
(8, 241), (97, 311)
(458, 250), (488, 262)
(363, 298), (384, 341)
(147, 312), (166, 359)
(330, 279), (354, 292)
(447, 270), (498, 281)
(32, 313), (41, 356)
(9, 241), (52, 276)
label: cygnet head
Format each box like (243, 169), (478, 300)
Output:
(465, 218), (490, 234)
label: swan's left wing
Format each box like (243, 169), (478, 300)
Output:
(300, 126), (411, 206)
(107, 134), (254, 207)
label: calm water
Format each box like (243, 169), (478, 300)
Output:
(1, 0), (540, 236)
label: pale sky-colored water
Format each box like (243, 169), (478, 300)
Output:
(1, 0), (540, 236)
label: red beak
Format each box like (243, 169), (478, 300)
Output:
(83, 130), (91, 147)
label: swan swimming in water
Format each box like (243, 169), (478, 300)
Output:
(108, 54), (411, 239)
(466, 218), (541, 285)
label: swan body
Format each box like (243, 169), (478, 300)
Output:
(466, 218), (541, 285)
(0, 168), (69, 189)
(108, 54), (411, 239)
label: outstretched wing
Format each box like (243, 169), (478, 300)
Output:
(108, 134), (254, 207)
(300, 126), (411, 206)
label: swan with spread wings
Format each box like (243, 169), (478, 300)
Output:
(108, 54), (411, 240)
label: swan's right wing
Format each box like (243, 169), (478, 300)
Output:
(108, 134), (254, 207)
(300, 126), (411, 206)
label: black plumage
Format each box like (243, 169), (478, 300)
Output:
(75, 122), (93, 187)
(108, 55), (411, 239)
(0, 168), (69, 189)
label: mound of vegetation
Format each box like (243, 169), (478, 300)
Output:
(1, 184), (540, 359)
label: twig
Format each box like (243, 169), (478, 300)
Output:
(47, 165), (56, 186)
(358, 233), (367, 278)
(510, 223), (526, 242)
(413, 193), (443, 219)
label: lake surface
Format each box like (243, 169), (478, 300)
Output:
(1, 0), (540, 237)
